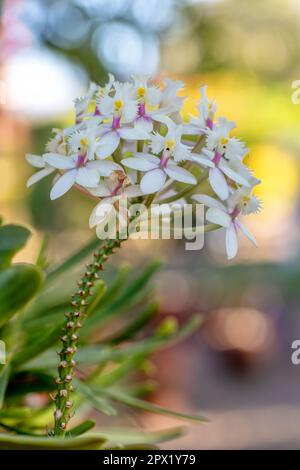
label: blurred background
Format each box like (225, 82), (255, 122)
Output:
(1, 0), (300, 449)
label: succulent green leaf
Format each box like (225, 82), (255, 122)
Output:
(0, 225), (31, 269)
(0, 264), (44, 327)
(0, 433), (106, 450)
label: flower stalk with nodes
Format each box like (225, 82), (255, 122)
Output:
(26, 74), (261, 435)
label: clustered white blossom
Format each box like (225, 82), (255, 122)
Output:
(26, 74), (261, 259)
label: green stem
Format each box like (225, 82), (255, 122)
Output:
(53, 237), (122, 436)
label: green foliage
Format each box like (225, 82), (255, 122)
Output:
(0, 220), (204, 449)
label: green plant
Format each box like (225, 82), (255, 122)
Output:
(0, 220), (205, 449)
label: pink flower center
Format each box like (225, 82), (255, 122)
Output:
(212, 150), (222, 166)
(206, 117), (213, 130)
(160, 154), (170, 169)
(230, 206), (240, 220)
(112, 115), (121, 130)
(138, 102), (146, 117)
(76, 153), (87, 167)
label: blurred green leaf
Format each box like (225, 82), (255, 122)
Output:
(35, 236), (49, 270)
(0, 364), (11, 409)
(6, 371), (55, 397)
(75, 379), (117, 417)
(0, 264), (43, 327)
(66, 419), (96, 438)
(0, 407), (31, 420)
(0, 433), (107, 450)
(85, 261), (162, 330)
(86, 280), (107, 315)
(108, 302), (159, 345)
(95, 427), (184, 447)
(0, 225), (31, 270)
(94, 264), (131, 311)
(96, 388), (208, 424)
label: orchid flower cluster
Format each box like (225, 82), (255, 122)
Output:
(26, 74), (261, 259)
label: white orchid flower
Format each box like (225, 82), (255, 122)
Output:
(74, 82), (98, 124)
(68, 128), (99, 161)
(131, 74), (161, 107)
(95, 81), (149, 159)
(89, 170), (143, 236)
(43, 151), (121, 200)
(192, 118), (251, 200)
(93, 73), (116, 116)
(121, 152), (197, 194)
(193, 188), (260, 259)
(45, 128), (67, 154)
(160, 78), (185, 115)
(98, 81), (137, 124)
(26, 154), (55, 187)
(184, 85), (217, 135)
(150, 116), (191, 163)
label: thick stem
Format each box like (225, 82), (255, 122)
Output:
(53, 237), (121, 436)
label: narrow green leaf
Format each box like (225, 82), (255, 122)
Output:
(35, 236), (49, 269)
(0, 225), (31, 269)
(0, 433), (106, 450)
(66, 419), (96, 438)
(0, 364), (11, 408)
(96, 355), (146, 388)
(92, 427), (184, 446)
(75, 379), (117, 417)
(0, 407), (31, 419)
(12, 325), (62, 367)
(86, 280), (106, 315)
(86, 261), (162, 329)
(0, 264), (44, 327)
(99, 388), (208, 423)
(94, 264), (131, 311)
(108, 302), (159, 344)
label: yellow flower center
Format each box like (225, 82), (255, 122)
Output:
(137, 87), (146, 98)
(241, 195), (250, 206)
(165, 139), (175, 151)
(220, 137), (229, 146)
(114, 99), (124, 111)
(79, 137), (89, 148)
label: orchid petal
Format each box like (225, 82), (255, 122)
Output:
(121, 157), (158, 172)
(192, 194), (226, 211)
(89, 199), (114, 228)
(26, 154), (45, 168)
(44, 153), (75, 170)
(26, 167), (54, 187)
(209, 167), (229, 200)
(226, 223), (239, 259)
(123, 185), (144, 198)
(140, 169), (167, 194)
(191, 155), (214, 168)
(76, 168), (99, 188)
(236, 220), (257, 246)
(119, 128), (149, 140)
(165, 164), (196, 184)
(50, 169), (77, 200)
(96, 131), (120, 159)
(219, 162), (250, 187)
(206, 207), (231, 228)
(89, 182), (111, 197)
(87, 160), (122, 176)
